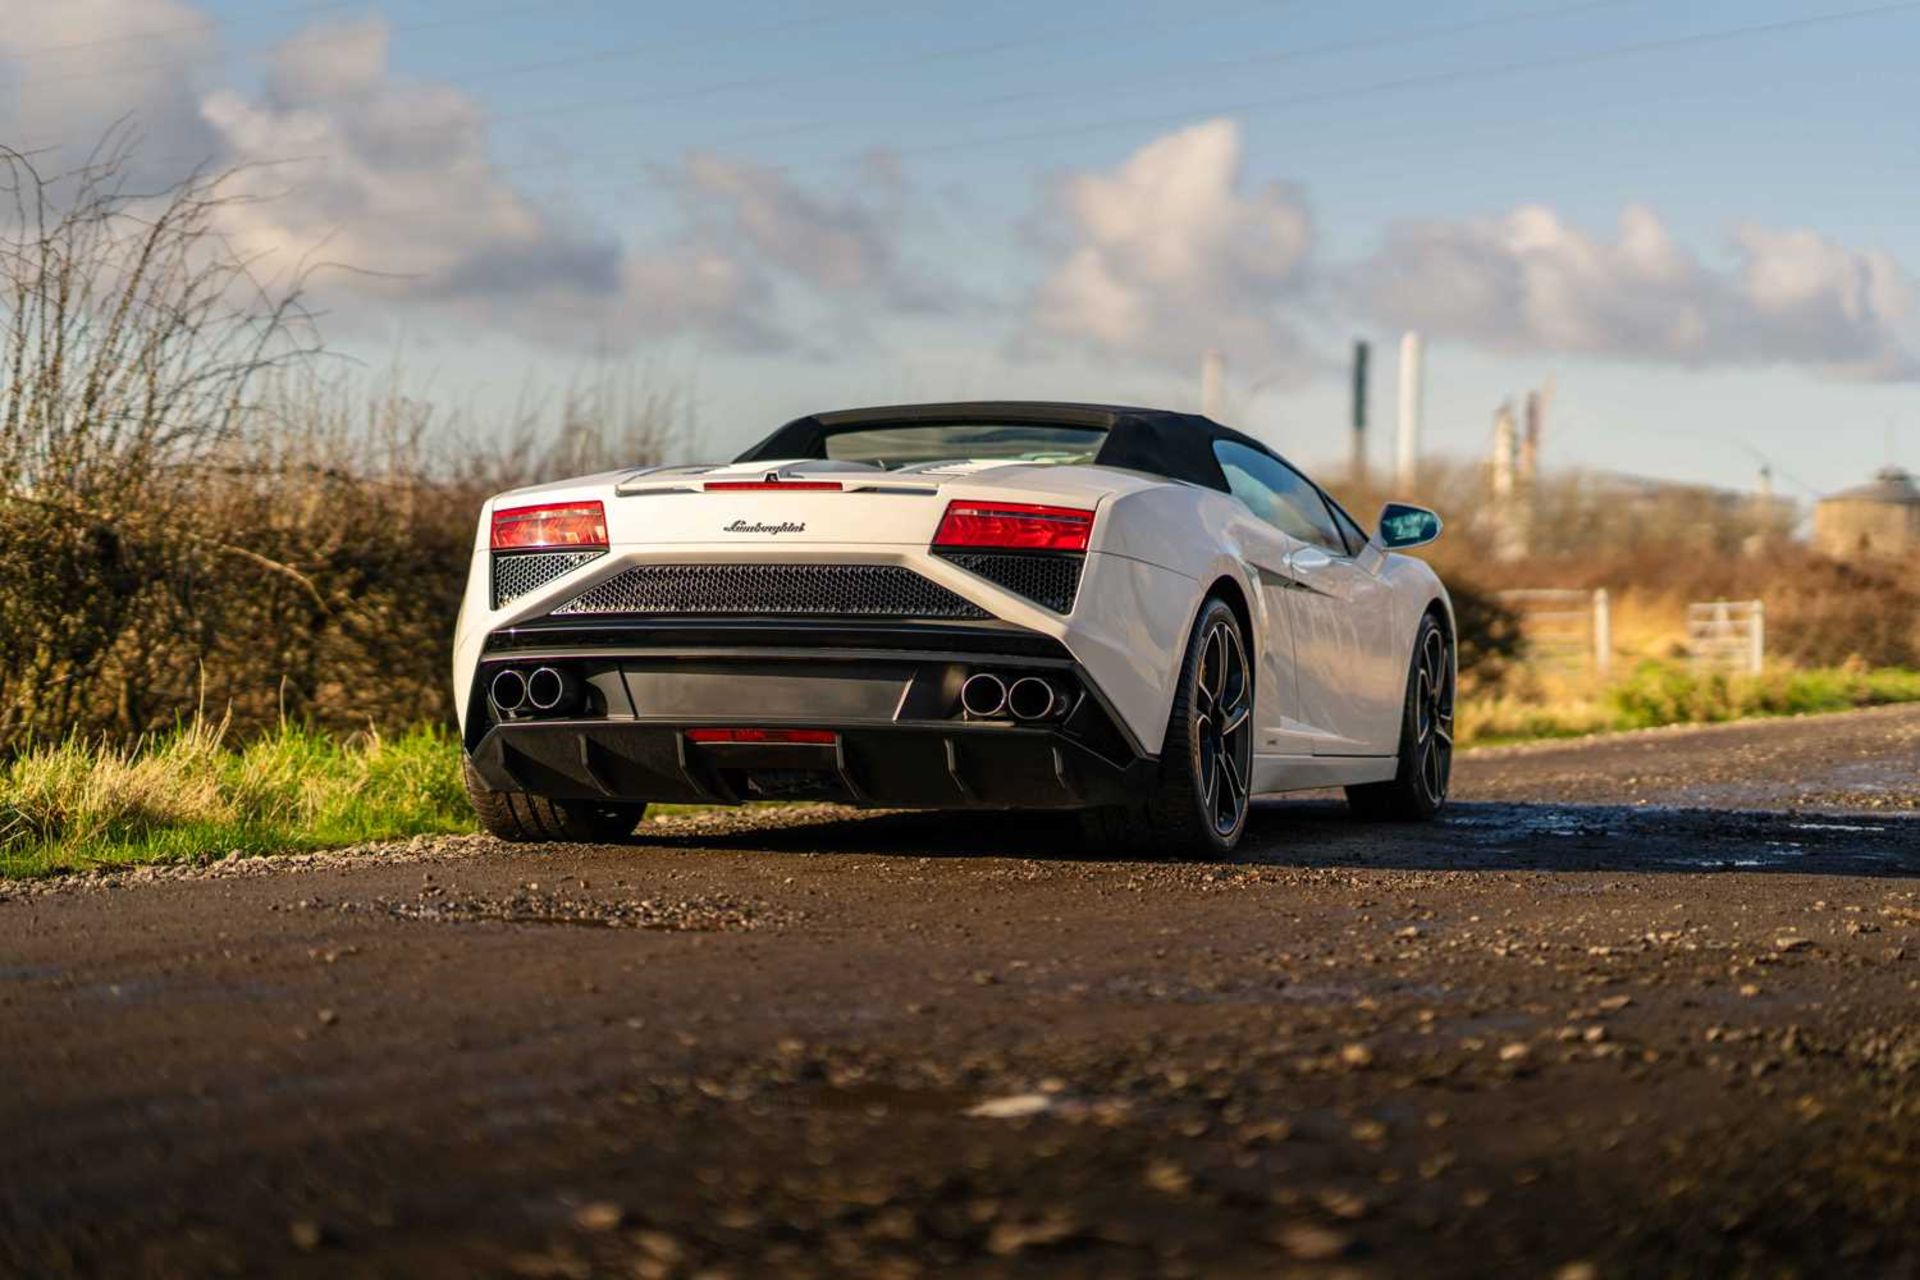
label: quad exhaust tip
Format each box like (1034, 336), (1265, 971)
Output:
(959, 672), (1008, 719)
(960, 672), (1066, 721)
(526, 666), (576, 712)
(489, 668), (528, 713)
(491, 665), (580, 717)
(1007, 676), (1058, 722)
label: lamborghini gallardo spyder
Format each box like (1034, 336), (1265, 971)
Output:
(454, 402), (1453, 855)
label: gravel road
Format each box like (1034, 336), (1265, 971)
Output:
(3, 706), (1916, 1279)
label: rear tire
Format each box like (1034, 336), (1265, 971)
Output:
(1079, 597), (1253, 858)
(461, 757), (648, 843)
(1345, 612), (1453, 822)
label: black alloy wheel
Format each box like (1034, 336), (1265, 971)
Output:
(1081, 596), (1254, 856)
(1193, 610), (1254, 838)
(1346, 611), (1453, 822)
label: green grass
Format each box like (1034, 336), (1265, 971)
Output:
(1460, 663), (1920, 747)
(4, 662), (1917, 877)
(0, 720), (472, 878)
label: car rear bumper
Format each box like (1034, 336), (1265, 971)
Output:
(464, 618), (1154, 809)
(467, 721), (1153, 809)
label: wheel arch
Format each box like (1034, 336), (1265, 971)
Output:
(1423, 592), (1458, 680)
(1205, 573), (1255, 647)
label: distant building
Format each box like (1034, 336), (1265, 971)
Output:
(1814, 467), (1920, 559)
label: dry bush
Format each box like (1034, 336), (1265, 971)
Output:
(0, 141), (683, 753)
(0, 139), (313, 747)
(1327, 461), (1919, 677)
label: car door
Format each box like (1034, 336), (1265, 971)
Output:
(1213, 491), (1311, 757)
(1212, 441), (1400, 756)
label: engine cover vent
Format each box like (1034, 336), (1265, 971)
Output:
(551, 563), (990, 619)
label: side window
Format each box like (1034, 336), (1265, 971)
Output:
(1212, 441), (1347, 553)
(1327, 499), (1369, 556)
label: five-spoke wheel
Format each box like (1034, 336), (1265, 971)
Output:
(1346, 611), (1454, 822)
(1412, 622), (1454, 809)
(1080, 596), (1253, 856)
(1193, 612), (1254, 839)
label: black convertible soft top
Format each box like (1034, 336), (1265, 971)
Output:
(735, 401), (1280, 493)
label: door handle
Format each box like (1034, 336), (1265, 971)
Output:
(1287, 546), (1334, 573)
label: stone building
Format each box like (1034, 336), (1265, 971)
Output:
(1814, 467), (1920, 559)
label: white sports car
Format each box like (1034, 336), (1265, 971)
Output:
(454, 402), (1453, 855)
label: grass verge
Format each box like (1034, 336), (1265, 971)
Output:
(0, 720), (471, 878)
(3, 663), (1916, 877)
(1460, 663), (1920, 747)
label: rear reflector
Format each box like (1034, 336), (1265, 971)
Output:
(933, 501), (1094, 552)
(703, 481), (844, 491)
(491, 501), (608, 550)
(685, 728), (838, 745)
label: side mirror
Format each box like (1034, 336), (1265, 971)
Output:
(1374, 502), (1442, 550)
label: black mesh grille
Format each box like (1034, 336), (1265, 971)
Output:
(551, 563), (990, 619)
(492, 550), (605, 609)
(937, 552), (1082, 614)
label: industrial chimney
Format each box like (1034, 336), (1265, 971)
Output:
(1200, 349), (1225, 420)
(1351, 339), (1370, 483)
(1520, 390), (1541, 483)
(1491, 401), (1518, 499)
(1395, 331), (1424, 491)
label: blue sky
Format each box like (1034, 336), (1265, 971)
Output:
(6, 0), (1919, 498)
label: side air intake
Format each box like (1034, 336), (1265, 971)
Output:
(492, 550), (605, 609)
(935, 551), (1082, 614)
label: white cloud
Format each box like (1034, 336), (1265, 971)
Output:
(674, 147), (957, 326)
(680, 151), (891, 292)
(0, 0), (221, 177)
(1360, 203), (1919, 380)
(1023, 118), (1315, 377)
(4, 5), (929, 353)
(200, 18), (788, 351)
(10, 9), (1914, 386)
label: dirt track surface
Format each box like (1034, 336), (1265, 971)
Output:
(3, 707), (1917, 1279)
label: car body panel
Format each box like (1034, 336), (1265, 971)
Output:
(453, 406), (1453, 809)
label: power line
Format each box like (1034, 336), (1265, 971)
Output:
(452, 0), (1285, 121)
(443, 0), (1920, 192)
(534, 0), (1646, 174)
(894, 0), (1920, 162)
(0, 0), (347, 60)
(51, 0), (1920, 224)
(972, 0), (1647, 115)
(15, 0), (901, 87)
(102, 0), (1288, 171)
(206, 0), (1639, 177)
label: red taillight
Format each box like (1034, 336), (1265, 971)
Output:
(703, 481), (844, 491)
(685, 728), (838, 745)
(933, 501), (1094, 552)
(491, 501), (608, 550)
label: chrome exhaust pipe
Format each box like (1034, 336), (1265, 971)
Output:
(525, 666), (578, 714)
(1007, 676), (1059, 722)
(959, 672), (1008, 719)
(489, 668), (529, 714)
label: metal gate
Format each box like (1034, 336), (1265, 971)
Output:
(1494, 588), (1612, 676)
(1685, 599), (1765, 674)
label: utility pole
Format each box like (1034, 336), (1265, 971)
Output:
(1395, 331), (1424, 492)
(1200, 349), (1225, 420)
(1350, 339), (1370, 484)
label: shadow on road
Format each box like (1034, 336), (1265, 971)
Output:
(631, 800), (1919, 877)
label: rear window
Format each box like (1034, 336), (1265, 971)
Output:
(821, 423), (1105, 469)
